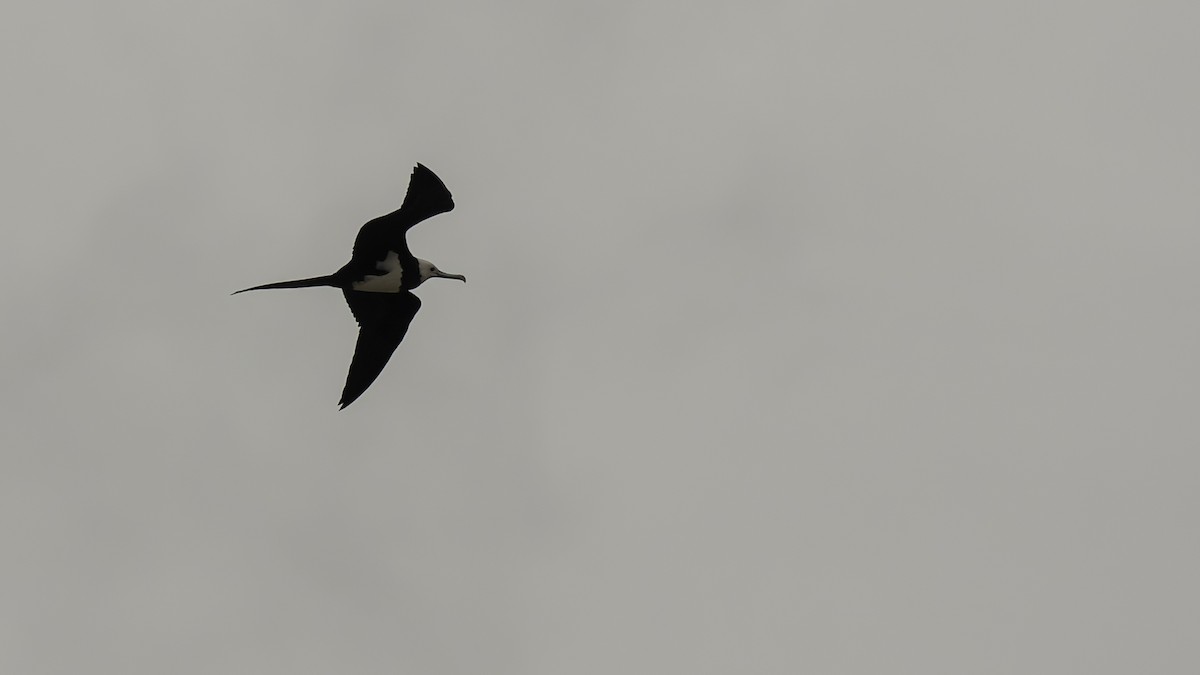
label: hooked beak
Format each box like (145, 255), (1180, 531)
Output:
(435, 270), (467, 282)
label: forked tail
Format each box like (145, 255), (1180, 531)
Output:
(232, 275), (338, 295)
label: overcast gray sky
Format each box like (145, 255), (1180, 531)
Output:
(3, 1), (1199, 673)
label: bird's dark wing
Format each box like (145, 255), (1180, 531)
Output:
(339, 290), (422, 409)
(352, 163), (455, 261)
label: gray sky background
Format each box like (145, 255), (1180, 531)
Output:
(3, 1), (1199, 673)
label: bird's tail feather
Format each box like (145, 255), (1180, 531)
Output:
(232, 275), (337, 294)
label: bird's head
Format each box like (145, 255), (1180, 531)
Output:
(416, 258), (467, 286)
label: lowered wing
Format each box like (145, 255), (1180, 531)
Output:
(339, 289), (422, 409)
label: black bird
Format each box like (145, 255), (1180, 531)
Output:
(235, 163), (465, 409)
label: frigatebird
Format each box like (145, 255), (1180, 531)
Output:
(235, 163), (465, 409)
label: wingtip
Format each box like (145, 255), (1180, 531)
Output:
(413, 162), (444, 180)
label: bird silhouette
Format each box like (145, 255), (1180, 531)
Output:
(235, 164), (465, 408)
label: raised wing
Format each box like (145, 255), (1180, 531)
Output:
(339, 290), (422, 409)
(352, 164), (455, 261)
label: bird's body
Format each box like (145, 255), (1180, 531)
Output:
(352, 251), (410, 292)
(235, 163), (465, 409)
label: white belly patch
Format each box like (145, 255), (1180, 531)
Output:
(352, 251), (405, 292)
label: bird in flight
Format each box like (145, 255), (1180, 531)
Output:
(235, 163), (465, 409)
